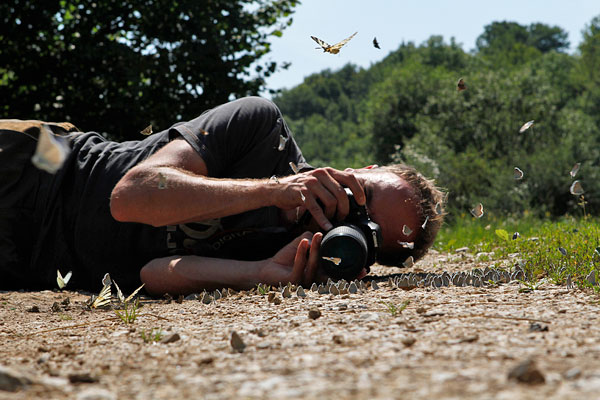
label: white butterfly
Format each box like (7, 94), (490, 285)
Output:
(322, 257), (342, 266)
(519, 120), (535, 133)
(402, 256), (415, 268)
(435, 202), (443, 215)
(278, 135), (288, 151)
(570, 181), (584, 196)
(470, 203), (484, 218)
(140, 125), (153, 135)
(570, 163), (580, 178)
(397, 241), (414, 249)
(31, 124), (71, 174)
(514, 167), (524, 180)
(289, 162), (299, 174)
(56, 269), (72, 289)
(402, 225), (413, 236)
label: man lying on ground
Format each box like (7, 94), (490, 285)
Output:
(0, 97), (444, 296)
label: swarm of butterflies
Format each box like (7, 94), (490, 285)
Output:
(57, 269), (144, 309)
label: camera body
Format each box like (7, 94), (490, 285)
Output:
(318, 188), (382, 280)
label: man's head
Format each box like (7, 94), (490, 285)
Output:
(352, 164), (445, 266)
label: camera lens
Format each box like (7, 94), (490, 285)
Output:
(319, 224), (368, 280)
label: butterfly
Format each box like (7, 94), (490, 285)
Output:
(421, 216), (429, 230)
(56, 269), (72, 289)
(397, 241), (414, 249)
(113, 280), (145, 305)
(470, 203), (484, 218)
(140, 125), (153, 135)
(514, 167), (524, 180)
(435, 201), (443, 215)
(311, 32), (357, 54)
(373, 37), (381, 49)
(558, 247), (568, 256)
(322, 257), (342, 266)
(402, 225), (412, 236)
(570, 180), (584, 196)
(31, 124), (71, 174)
(402, 256), (415, 268)
(570, 163), (580, 178)
(457, 78), (467, 92)
(519, 120), (535, 133)
(278, 134), (288, 151)
(289, 161), (300, 174)
(90, 273), (112, 309)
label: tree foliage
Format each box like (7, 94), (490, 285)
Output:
(274, 18), (600, 218)
(0, 0), (298, 139)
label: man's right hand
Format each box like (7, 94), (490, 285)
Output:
(274, 167), (366, 231)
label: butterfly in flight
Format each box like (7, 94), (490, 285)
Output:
(311, 32), (358, 54)
(31, 124), (71, 174)
(140, 125), (153, 136)
(470, 203), (484, 218)
(457, 78), (467, 92)
(373, 37), (381, 49)
(56, 269), (72, 289)
(519, 120), (535, 133)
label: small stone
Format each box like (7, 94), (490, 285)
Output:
(230, 331), (246, 353)
(160, 332), (181, 344)
(416, 307), (427, 314)
(508, 359), (545, 384)
(529, 323), (549, 332)
(564, 367), (581, 380)
(267, 292), (276, 303)
(296, 286), (306, 298)
(332, 335), (344, 344)
(0, 366), (31, 392)
(308, 308), (321, 320)
(61, 297), (70, 306)
(68, 372), (99, 384)
(76, 388), (117, 400)
(272, 296), (282, 305)
(401, 337), (416, 347)
(51, 302), (61, 312)
(27, 305), (40, 313)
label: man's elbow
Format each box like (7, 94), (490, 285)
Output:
(110, 177), (135, 222)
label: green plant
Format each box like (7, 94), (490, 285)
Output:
(381, 300), (410, 316)
(140, 328), (164, 343)
(115, 298), (141, 325)
(256, 283), (270, 295)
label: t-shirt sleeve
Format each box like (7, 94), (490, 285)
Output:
(168, 97), (311, 179)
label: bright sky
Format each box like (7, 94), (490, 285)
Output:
(262, 0), (599, 95)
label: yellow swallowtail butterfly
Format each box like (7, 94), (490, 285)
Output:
(311, 32), (357, 54)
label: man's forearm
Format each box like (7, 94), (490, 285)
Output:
(140, 255), (265, 296)
(111, 166), (278, 226)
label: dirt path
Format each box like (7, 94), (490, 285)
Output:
(1, 252), (599, 400)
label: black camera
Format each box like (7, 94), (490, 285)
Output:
(318, 188), (382, 280)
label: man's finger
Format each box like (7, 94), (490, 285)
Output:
(315, 174), (350, 221)
(328, 169), (365, 206)
(304, 195), (333, 231)
(303, 232), (322, 286)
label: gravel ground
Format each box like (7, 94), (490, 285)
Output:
(1, 251), (599, 400)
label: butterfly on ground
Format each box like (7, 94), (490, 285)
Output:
(56, 269), (72, 289)
(519, 120), (535, 133)
(470, 203), (484, 218)
(113, 280), (145, 305)
(31, 124), (71, 174)
(140, 125), (153, 136)
(373, 37), (381, 49)
(457, 78), (467, 92)
(311, 32), (358, 54)
(89, 273), (112, 309)
(402, 256), (415, 268)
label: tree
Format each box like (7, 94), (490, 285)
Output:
(0, 0), (298, 140)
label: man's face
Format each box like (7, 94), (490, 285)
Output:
(355, 169), (421, 254)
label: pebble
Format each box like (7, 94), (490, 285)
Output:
(507, 359), (545, 384)
(68, 372), (99, 383)
(564, 367), (581, 380)
(401, 336), (416, 347)
(230, 331), (246, 353)
(76, 388), (117, 400)
(0, 366), (31, 392)
(160, 333), (181, 344)
(308, 308), (321, 320)
(267, 292), (276, 303)
(529, 323), (549, 332)
(27, 305), (40, 313)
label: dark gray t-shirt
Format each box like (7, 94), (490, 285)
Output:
(2, 97), (309, 291)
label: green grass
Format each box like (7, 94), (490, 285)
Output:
(115, 298), (141, 325)
(434, 215), (600, 289)
(381, 300), (410, 316)
(140, 328), (164, 343)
